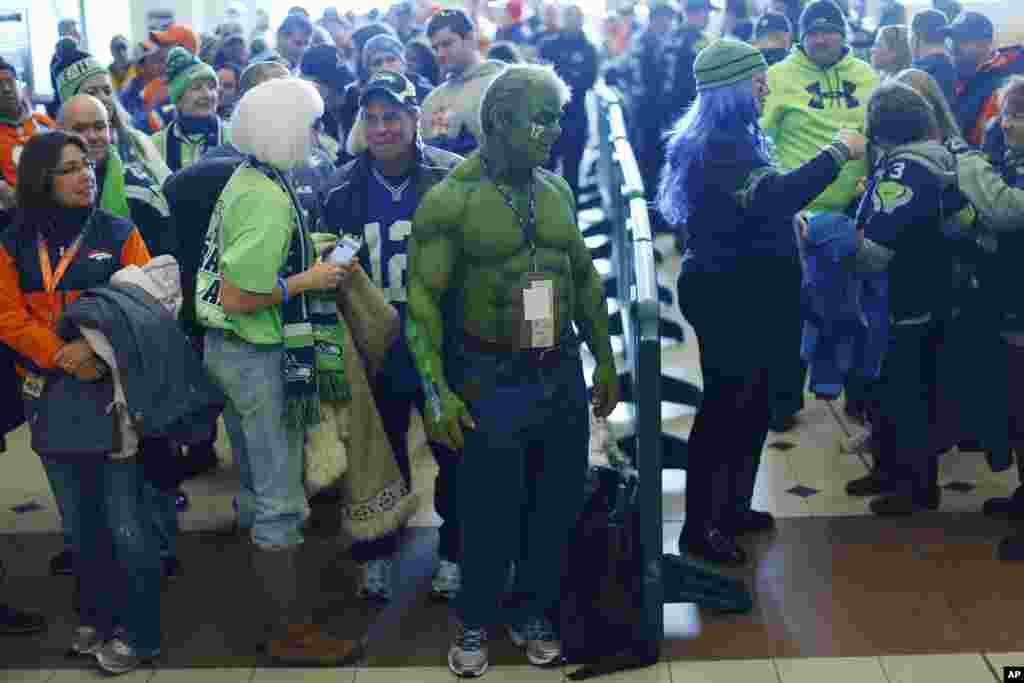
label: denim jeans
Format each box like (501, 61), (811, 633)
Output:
(40, 457), (162, 655)
(450, 340), (589, 629)
(203, 329), (309, 550)
(47, 461), (178, 561)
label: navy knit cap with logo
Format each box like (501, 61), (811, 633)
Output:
(360, 69), (419, 109)
(799, 0), (848, 43)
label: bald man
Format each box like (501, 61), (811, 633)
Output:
(57, 93), (183, 583)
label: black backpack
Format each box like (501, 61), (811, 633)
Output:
(558, 463), (754, 680)
(162, 155), (245, 337)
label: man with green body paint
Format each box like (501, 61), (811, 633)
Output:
(405, 64), (619, 678)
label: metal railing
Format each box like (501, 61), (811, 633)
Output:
(594, 81), (664, 646)
(591, 82), (755, 649)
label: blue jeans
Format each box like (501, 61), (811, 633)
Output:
(450, 340), (590, 629)
(40, 457), (162, 655)
(48, 460), (178, 561)
(203, 329), (309, 550)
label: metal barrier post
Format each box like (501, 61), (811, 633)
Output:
(595, 83), (665, 646)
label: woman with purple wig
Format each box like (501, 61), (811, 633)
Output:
(658, 39), (865, 566)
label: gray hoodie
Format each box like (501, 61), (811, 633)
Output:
(419, 60), (505, 153)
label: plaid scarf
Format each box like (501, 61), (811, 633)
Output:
(247, 158), (350, 429)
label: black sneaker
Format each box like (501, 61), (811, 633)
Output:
(0, 604), (46, 635)
(724, 510), (775, 536)
(845, 470), (894, 497)
(50, 549), (74, 576)
(982, 488), (1024, 519)
(998, 535), (1024, 562)
(162, 557), (182, 582)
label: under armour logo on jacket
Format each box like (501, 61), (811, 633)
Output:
(805, 81), (860, 109)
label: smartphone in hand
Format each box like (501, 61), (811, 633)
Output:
(329, 235), (363, 265)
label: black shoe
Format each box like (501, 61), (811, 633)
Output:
(769, 414), (798, 433)
(869, 489), (939, 517)
(0, 604), (46, 634)
(163, 557), (181, 581)
(50, 549), (74, 576)
(680, 526), (748, 567)
(724, 510), (775, 536)
(998, 535), (1024, 562)
(845, 470), (894, 497)
(180, 447), (219, 480)
(982, 489), (1024, 519)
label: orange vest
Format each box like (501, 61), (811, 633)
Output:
(0, 113), (55, 186)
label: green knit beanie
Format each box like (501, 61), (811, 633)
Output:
(56, 50), (107, 103)
(693, 38), (768, 92)
(166, 46), (218, 104)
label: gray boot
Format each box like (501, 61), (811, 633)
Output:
(250, 544), (301, 648)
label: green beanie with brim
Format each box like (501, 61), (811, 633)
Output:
(693, 38), (768, 92)
(166, 46), (218, 104)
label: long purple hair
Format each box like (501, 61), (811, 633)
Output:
(656, 80), (771, 227)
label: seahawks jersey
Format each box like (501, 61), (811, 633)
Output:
(353, 170), (417, 309)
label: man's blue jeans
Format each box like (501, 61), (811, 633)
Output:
(40, 457), (162, 655)
(203, 329), (309, 550)
(449, 340), (590, 630)
(48, 460), (179, 562)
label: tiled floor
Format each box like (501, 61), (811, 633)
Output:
(2, 655), (1020, 681)
(3, 230), (1024, 680)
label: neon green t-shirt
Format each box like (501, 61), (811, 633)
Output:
(195, 165), (296, 345)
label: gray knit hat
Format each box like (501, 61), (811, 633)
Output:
(693, 39), (767, 91)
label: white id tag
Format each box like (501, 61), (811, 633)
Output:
(522, 276), (556, 349)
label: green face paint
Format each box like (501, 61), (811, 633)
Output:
(504, 86), (563, 170)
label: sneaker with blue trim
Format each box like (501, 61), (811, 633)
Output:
(448, 624), (488, 678)
(508, 616), (561, 666)
(94, 637), (159, 674)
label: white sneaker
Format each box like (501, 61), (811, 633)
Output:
(432, 559), (461, 600)
(356, 558), (393, 601)
(448, 624), (488, 677)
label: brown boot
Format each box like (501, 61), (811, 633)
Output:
(251, 543), (359, 666)
(266, 623), (359, 665)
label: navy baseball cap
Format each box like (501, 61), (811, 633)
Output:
(911, 9), (949, 43)
(360, 69), (418, 108)
(942, 11), (994, 42)
(755, 11), (792, 39)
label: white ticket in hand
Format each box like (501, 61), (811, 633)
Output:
(330, 235), (363, 265)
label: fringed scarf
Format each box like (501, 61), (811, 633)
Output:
(246, 157), (350, 429)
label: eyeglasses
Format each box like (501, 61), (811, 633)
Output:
(51, 160), (96, 177)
